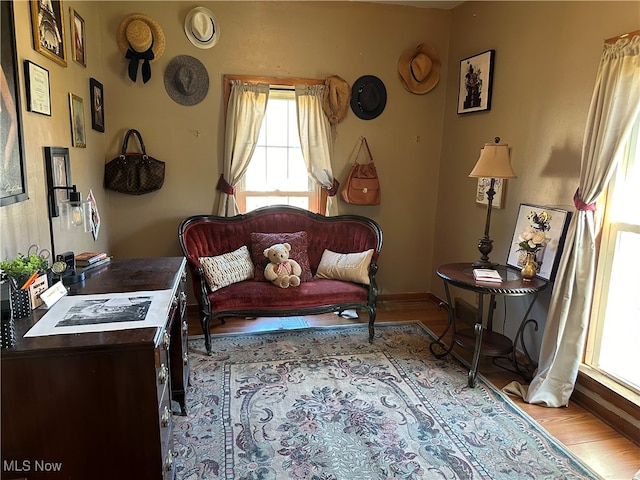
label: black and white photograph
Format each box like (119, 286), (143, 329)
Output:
(457, 50), (494, 114)
(30, 0), (67, 67)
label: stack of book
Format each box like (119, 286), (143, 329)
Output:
(472, 268), (502, 283)
(75, 252), (111, 272)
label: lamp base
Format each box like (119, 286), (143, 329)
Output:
(472, 259), (498, 269)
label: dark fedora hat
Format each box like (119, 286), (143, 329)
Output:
(350, 75), (387, 120)
(164, 55), (209, 106)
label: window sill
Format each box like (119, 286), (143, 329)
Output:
(573, 364), (639, 444)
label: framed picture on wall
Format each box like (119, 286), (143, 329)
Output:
(1, 0), (28, 206)
(30, 0), (67, 67)
(457, 50), (494, 114)
(70, 8), (86, 67)
(44, 147), (71, 217)
(69, 93), (86, 148)
(89, 78), (104, 132)
(24, 60), (51, 116)
(475, 178), (505, 209)
(506, 203), (572, 281)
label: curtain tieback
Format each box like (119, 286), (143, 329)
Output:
(125, 44), (155, 84)
(216, 174), (235, 195)
(326, 178), (339, 197)
(573, 189), (596, 211)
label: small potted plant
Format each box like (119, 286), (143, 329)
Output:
(0, 252), (50, 318)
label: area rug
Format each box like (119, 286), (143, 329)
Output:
(173, 322), (602, 480)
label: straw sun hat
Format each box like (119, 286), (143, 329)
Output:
(397, 43), (440, 95)
(117, 13), (165, 83)
(323, 75), (350, 125)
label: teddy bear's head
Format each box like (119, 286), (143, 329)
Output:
(263, 242), (292, 264)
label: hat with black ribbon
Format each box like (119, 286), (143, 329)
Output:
(350, 75), (387, 120)
(398, 43), (440, 94)
(184, 6), (219, 49)
(117, 13), (165, 84)
(164, 55), (209, 106)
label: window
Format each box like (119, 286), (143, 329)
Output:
(235, 88), (320, 213)
(585, 114), (640, 395)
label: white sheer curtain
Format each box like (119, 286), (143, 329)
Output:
(216, 80), (269, 216)
(506, 36), (640, 407)
(295, 84), (339, 215)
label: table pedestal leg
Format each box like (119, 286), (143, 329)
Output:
(429, 281), (456, 358)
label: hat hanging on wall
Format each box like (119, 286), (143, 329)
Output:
(350, 75), (387, 120)
(398, 43), (440, 95)
(117, 13), (165, 83)
(164, 55), (210, 106)
(184, 6), (219, 49)
(323, 75), (351, 125)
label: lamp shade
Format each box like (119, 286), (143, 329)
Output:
(469, 143), (517, 179)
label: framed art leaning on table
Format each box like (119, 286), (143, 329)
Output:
(506, 203), (572, 281)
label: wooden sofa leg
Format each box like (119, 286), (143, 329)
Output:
(200, 314), (212, 356)
(368, 308), (376, 343)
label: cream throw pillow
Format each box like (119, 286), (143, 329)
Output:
(199, 245), (254, 292)
(315, 249), (374, 285)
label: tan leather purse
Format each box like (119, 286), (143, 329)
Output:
(341, 137), (381, 205)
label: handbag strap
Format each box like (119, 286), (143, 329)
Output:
(120, 129), (148, 160)
(352, 137), (374, 165)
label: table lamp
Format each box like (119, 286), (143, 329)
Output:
(469, 137), (517, 268)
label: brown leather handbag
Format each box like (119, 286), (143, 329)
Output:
(341, 137), (381, 205)
(104, 129), (165, 195)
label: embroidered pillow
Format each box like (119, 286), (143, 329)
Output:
(250, 231), (313, 282)
(199, 245), (254, 292)
(315, 249), (374, 285)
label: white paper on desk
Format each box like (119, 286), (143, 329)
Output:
(24, 289), (173, 337)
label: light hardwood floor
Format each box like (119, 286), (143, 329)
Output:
(189, 299), (640, 480)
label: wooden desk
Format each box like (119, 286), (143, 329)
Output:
(1, 257), (188, 480)
(431, 263), (548, 387)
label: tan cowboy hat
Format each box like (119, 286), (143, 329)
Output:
(184, 6), (219, 49)
(323, 75), (351, 125)
(398, 43), (440, 95)
(117, 13), (165, 61)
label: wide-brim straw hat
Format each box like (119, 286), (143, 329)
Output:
(350, 75), (387, 120)
(323, 75), (351, 125)
(184, 6), (219, 49)
(117, 13), (165, 61)
(398, 43), (440, 94)
(164, 55), (209, 106)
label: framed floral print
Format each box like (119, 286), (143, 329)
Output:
(30, 0), (67, 67)
(506, 203), (572, 281)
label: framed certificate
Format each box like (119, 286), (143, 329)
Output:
(24, 60), (51, 116)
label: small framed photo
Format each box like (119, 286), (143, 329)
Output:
(457, 50), (494, 114)
(44, 146), (71, 217)
(506, 203), (572, 281)
(69, 93), (86, 148)
(89, 78), (104, 132)
(476, 178), (505, 208)
(29, 0), (67, 67)
(70, 8), (86, 67)
(24, 60), (51, 116)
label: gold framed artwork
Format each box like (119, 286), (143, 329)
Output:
(70, 8), (85, 67)
(475, 178), (505, 209)
(29, 0), (67, 67)
(69, 93), (86, 148)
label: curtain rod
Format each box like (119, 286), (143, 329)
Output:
(605, 29), (640, 44)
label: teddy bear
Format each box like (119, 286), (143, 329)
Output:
(263, 243), (302, 288)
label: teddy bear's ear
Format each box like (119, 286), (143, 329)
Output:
(263, 248), (271, 258)
(282, 242), (291, 252)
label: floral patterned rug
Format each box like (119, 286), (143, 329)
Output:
(173, 322), (601, 480)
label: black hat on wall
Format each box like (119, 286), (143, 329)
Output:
(350, 75), (387, 120)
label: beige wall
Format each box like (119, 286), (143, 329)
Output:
(434, 1), (638, 352)
(1, 1), (638, 323)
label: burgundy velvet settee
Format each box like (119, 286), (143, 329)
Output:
(178, 205), (383, 355)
